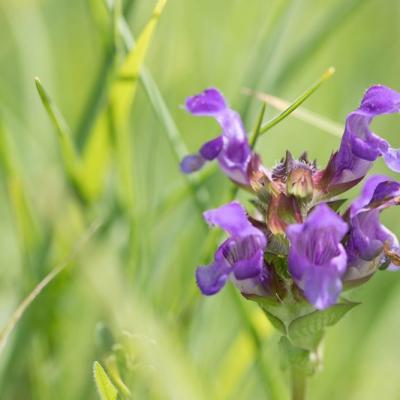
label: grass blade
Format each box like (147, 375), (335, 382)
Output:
(258, 67), (335, 137)
(111, 8), (209, 212)
(0, 220), (102, 355)
(34, 78), (83, 194)
(77, 0), (136, 148)
(244, 89), (343, 137)
(109, 0), (168, 211)
(250, 102), (267, 149)
(0, 118), (38, 253)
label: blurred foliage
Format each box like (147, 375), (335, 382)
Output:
(0, 0), (399, 399)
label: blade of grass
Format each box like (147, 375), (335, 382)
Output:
(109, 0), (167, 211)
(243, 88), (343, 137)
(249, 102), (267, 149)
(0, 219), (102, 355)
(258, 67), (335, 137)
(0, 117), (39, 253)
(76, 0), (136, 149)
(111, 3), (209, 212)
(34, 78), (85, 198)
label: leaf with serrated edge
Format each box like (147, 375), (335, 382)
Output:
(288, 302), (359, 350)
(93, 361), (118, 400)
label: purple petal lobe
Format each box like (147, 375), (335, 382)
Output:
(203, 201), (264, 239)
(186, 88), (227, 115)
(199, 136), (223, 160)
(180, 154), (205, 173)
(383, 147), (400, 172)
(360, 85), (400, 114)
(196, 262), (230, 295)
(349, 175), (392, 217)
(286, 204), (348, 309)
(303, 266), (344, 310)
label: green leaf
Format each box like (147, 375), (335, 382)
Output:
(288, 301), (359, 350)
(325, 198), (348, 212)
(263, 309), (286, 335)
(93, 361), (118, 400)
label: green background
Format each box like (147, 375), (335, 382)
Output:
(0, 0), (399, 398)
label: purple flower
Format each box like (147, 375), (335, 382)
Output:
(196, 201), (269, 296)
(345, 175), (400, 281)
(180, 88), (252, 185)
(286, 204), (348, 310)
(319, 85), (400, 193)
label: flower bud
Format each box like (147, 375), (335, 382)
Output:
(287, 167), (314, 200)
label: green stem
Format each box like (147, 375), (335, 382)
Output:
(291, 368), (306, 400)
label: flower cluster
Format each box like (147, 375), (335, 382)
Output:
(181, 85), (400, 314)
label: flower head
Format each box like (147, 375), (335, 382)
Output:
(286, 204), (348, 309)
(180, 88), (252, 185)
(183, 84), (400, 314)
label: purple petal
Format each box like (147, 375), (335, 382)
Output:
(347, 210), (391, 260)
(349, 175), (390, 216)
(198, 201), (268, 296)
(232, 247), (264, 280)
(324, 85), (400, 188)
(182, 88), (252, 185)
(350, 175), (400, 217)
(232, 268), (271, 297)
(346, 176), (400, 277)
(199, 136), (223, 160)
(196, 262), (230, 295)
(203, 201), (264, 240)
(186, 88), (226, 115)
(303, 265), (344, 310)
(360, 85), (400, 114)
(383, 147), (400, 172)
(286, 204), (348, 309)
(180, 154), (205, 173)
